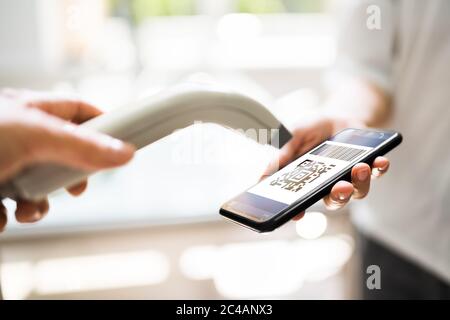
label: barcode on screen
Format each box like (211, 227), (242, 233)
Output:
(311, 143), (367, 161)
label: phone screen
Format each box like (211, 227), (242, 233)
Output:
(222, 129), (396, 222)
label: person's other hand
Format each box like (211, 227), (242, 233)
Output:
(262, 117), (390, 221)
(0, 89), (135, 232)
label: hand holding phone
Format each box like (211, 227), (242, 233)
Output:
(220, 128), (402, 232)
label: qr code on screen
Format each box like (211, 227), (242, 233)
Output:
(269, 159), (336, 192)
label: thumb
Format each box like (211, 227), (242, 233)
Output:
(26, 118), (135, 171)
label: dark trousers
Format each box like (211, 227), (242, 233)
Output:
(358, 232), (450, 299)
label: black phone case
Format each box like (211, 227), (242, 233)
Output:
(220, 131), (403, 232)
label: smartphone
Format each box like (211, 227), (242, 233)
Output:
(220, 128), (402, 232)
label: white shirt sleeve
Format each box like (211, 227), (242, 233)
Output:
(327, 0), (396, 94)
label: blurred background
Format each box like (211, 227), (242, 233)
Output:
(0, 0), (361, 299)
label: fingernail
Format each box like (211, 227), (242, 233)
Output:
(99, 136), (134, 155)
(102, 136), (127, 151)
(32, 211), (42, 222)
(379, 163), (389, 171)
(357, 168), (369, 181)
(338, 192), (348, 201)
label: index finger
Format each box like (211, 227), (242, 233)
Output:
(2, 89), (103, 124)
(27, 100), (103, 124)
